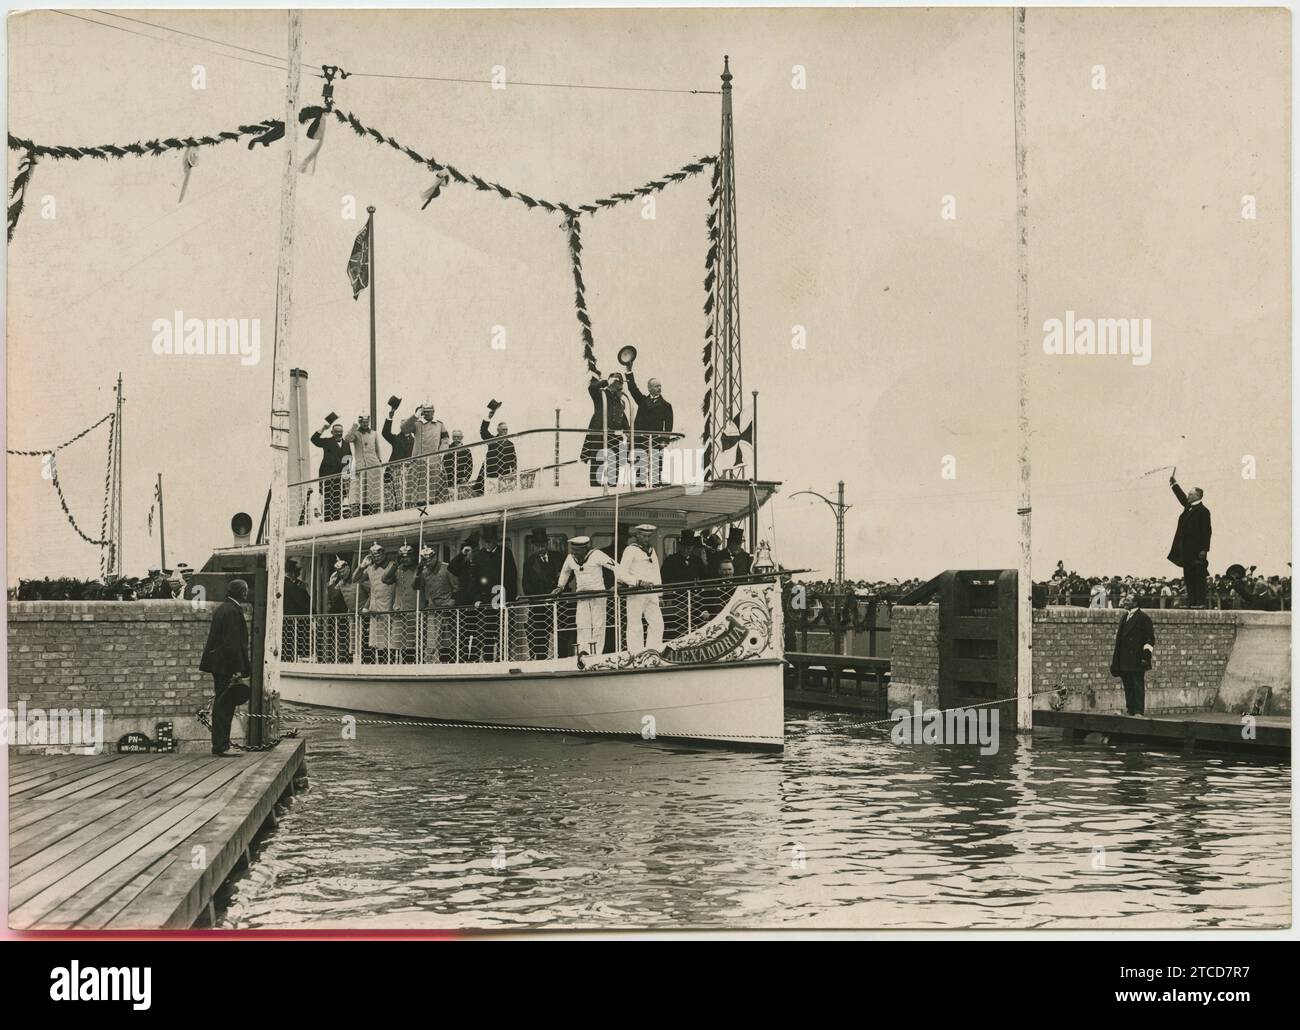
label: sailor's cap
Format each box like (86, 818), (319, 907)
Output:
(569, 536), (591, 546)
(633, 524), (657, 533)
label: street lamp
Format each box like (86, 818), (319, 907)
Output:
(791, 480), (850, 589)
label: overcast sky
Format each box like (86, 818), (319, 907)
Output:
(5, 7), (1289, 584)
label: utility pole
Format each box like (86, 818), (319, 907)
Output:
(260, 8), (304, 744)
(1013, 7), (1033, 732)
(791, 482), (851, 590)
(156, 473), (166, 571)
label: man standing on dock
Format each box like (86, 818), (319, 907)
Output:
(1110, 594), (1155, 716)
(1168, 472), (1212, 607)
(199, 579), (252, 756)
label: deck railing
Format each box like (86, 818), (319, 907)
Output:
(280, 574), (783, 669)
(292, 428), (686, 525)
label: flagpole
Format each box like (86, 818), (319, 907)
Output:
(367, 205), (377, 426)
(749, 389), (758, 548)
(260, 8), (305, 745)
(156, 473), (166, 571)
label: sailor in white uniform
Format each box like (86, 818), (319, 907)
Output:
(618, 524), (663, 652)
(553, 536), (616, 656)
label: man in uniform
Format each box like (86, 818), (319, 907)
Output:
(619, 524), (664, 653)
(553, 536), (616, 656)
(352, 542), (396, 663)
(442, 428), (473, 497)
(417, 544), (458, 662)
(401, 403), (447, 504)
(310, 417), (350, 520)
(521, 527), (562, 659)
(382, 543), (421, 662)
(345, 415), (384, 516)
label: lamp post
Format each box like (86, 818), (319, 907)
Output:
(791, 480), (850, 589)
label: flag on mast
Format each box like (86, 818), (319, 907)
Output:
(347, 222), (370, 299)
(147, 478), (162, 535)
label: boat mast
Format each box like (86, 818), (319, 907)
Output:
(1013, 8), (1033, 732)
(709, 55), (744, 483)
(109, 372), (124, 578)
(262, 9), (305, 712)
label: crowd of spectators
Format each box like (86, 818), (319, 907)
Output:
(1038, 561), (1290, 611)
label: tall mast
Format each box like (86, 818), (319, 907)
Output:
(111, 372), (123, 578)
(709, 55), (744, 481)
(262, 9), (304, 706)
(367, 205), (377, 426)
(1013, 8), (1033, 731)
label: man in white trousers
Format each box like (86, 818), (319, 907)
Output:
(619, 524), (663, 653)
(553, 536), (616, 656)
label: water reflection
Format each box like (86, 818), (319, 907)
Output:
(218, 707), (1291, 929)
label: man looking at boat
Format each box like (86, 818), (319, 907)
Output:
(554, 535), (616, 656)
(1110, 593), (1155, 716)
(310, 416), (350, 520)
(417, 544), (458, 662)
(353, 543), (397, 663)
(618, 524), (664, 653)
(198, 578), (252, 756)
(522, 527), (562, 659)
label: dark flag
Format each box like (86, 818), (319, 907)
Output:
(348, 222), (370, 300)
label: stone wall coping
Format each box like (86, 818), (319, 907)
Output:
(7, 600), (216, 622)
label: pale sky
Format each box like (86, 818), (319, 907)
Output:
(5, 7), (1290, 584)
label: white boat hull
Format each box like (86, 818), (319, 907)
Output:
(278, 659), (785, 748)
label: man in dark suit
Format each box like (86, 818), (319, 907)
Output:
(382, 399), (415, 509)
(521, 527), (562, 659)
(626, 370), (673, 486)
(661, 531), (706, 639)
(199, 579), (252, 755)
(310, 418), (351, 520)
(1168, 474), (1212, 607)
(725, 527), (753, 577)
(282, 559), (311, 661)
(473, 524), (518, 661)
(581, 374), (630, 486)
(477, 410), (518, 489)
(1110, 594), (1155, 716)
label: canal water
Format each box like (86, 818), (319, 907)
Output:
(218, 708), (1291, 930)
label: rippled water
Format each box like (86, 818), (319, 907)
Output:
(218, 707), (1291, 930)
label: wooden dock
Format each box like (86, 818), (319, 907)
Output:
(8, 740), (306, 929)
(784, 652), (890, 714)
(1033, 710), (1290, 758)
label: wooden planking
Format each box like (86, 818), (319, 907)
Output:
(1034, 709), (1291, 754)
(8, 741), (305, 930)
(104, 742), (305, 928)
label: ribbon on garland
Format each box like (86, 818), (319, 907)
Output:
(565, 216), (600, 378)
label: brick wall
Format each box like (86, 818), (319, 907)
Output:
(6, 600), (245, 753)
(888, 605), (940, 708)
(886, 604), (1289, 714)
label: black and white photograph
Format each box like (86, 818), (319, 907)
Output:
(2, 4), (1293, 941)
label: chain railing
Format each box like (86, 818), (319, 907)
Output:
(293, 428), (685, 525)
(281, 574), (781, 668)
